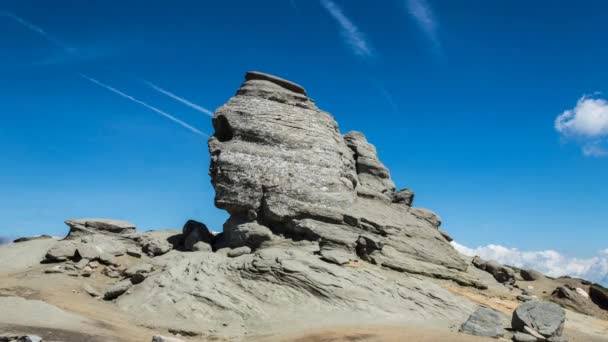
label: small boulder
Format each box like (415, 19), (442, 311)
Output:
(512, 301), (565, 339)
(75, 243), (102, 260)
(459, 307), (506, 338)
(227, 246), (252, 258)
(45, 241), (77, 262)
(222, 216), (273, 249)
(182, 220), (215, 251)
(124, 263), (154, 277)
(521, 269), (545, 281)
(192, 241), (212, 252)
(392, 188), (414, 206)
(99, 253), (118, 266)
(103, 279), (133, 300)
(472, 257), (515, 285)
(142, 238), (172, 256)
(130, 273), (147, 285)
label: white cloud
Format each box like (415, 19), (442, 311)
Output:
(1, 11), (74, 53)
(320, 0), (373, 58)
(80, 74), (207, 138)
(407, 0), (440, 51)
(452, 242), (608, 286)
(555, 95), (608, 156)
(143, 80), (214, 117)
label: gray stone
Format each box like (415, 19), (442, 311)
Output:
(102, 267), (121, 279)
(227, 246), (251, 258)
(98, 253), (118, 266)
(103, 279), (133, 300)
(126, 248), (142, 258)
(20, 336), (42, 342)
(512, 301), (566, 338)
(142, 237), (172, 256)
(65, 218), (136, 237)
(124, 263), (154, 277)
(459, 307), (506, 338)
(472, 257), (516, 285)
(513, 332), (539, 342)
(45, 241), (77, 262)
(75, 243), (102, 260)
(344, 131), (395, 201)
(182, 220), (215, 251)
(222, 216), (273, 249)
(408, 207), (442, 228)
(521, 269), (545, 281)
(192, 241), (212, 252)
(438, 229), (453, 242)
(392, 188), (414, 206)
(130, 272), (147, 284)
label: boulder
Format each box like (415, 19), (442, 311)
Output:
(392, 188), (414, 206)
(141, 237), (172, 256)
(83, 283), (101, 297)
(75, 243), (102, 260)
(45, 241), (77, 262)
(459, 307), (506, 338)
(521, 269), (545, 281)
(221, 216), (273, 249)
(551, 285), (599, 316)
(192, 241), (212, 252)
(182, 220), (215, 251)
(589, 284), (608, 310)
(512, 301), (565, 338)
(472, 257), (516, 285)
(126, 248), (142, 258)
(103, 280), (133, 300)
(124, 263), (154, 277)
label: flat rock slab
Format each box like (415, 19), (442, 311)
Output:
(459, 307), (506, 338)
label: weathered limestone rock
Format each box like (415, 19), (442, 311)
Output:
(472, 256), (516, 285)
(392, 188), (414, 206)
(589, 284), (608, 310)
(521, 269), (545, 281)
(65, 219), (136, 238)
(44, 241), (77, 262)
(104, 280), (133, 300)
(344, 131), (395, 202)
(512, 301), (566, 339)
(459, 307), (506, 338)
(227, 246), (251, 258)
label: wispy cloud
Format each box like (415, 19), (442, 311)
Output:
(406, 0), (441, 53)
(320, 0), (373, 58)
(143, 81), (214, 117)
(80, 74), (207, 137)
(453, 241), (608, 286)
(555, 94), (608, 157)
(0, 11), (74, 53)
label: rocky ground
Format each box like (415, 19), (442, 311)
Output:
(1, 72), (607, 342)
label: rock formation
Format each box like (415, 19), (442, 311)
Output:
(12, 71), (605, 341)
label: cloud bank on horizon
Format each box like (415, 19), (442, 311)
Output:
(555, 95), (608, 157)
(453, 241), (608, 286)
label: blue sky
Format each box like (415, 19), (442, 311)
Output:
(1, 1), (607, 278)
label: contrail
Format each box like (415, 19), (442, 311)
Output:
(80, 74), (207, 137)
(0, 11), (73, 52)
(143, 80), (214, 117)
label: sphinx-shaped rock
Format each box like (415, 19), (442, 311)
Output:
(208, 71), (473, 285)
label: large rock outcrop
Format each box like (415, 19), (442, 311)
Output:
(207, 71), (478, 287)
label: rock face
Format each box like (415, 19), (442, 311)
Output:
(512, 301), (566, 339)
(207, 71), (474, 287)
